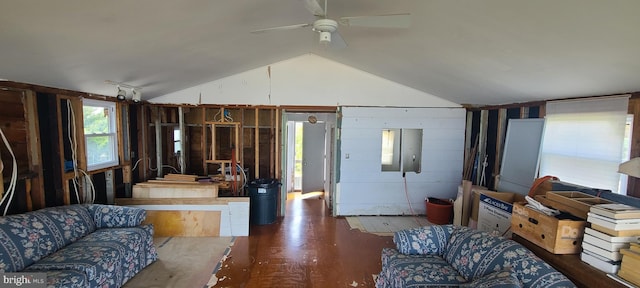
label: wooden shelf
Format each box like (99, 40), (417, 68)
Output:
(512, 234), (626, 288)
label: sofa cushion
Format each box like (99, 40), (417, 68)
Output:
(87, 204), (146, 228)
(445, 228), (522, 280)
(25, 226), (155, 288)
(464, 270), (523, 288)
(39, 205), (96, 245)
(0, 205), (95, 272)
(393, 225), (457, 256)
(46, 270), (88, 288)
(379, 247), (466, 287)
(444, 228), (574, 288)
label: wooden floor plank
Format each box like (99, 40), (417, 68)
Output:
(214, 193), (395, 287)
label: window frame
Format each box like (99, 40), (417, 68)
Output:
(83, 99), (119, 171)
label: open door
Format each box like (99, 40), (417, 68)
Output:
(302, 121), (326, 193)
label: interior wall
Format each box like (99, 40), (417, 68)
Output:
(148, 54), (460, 108)
(336, 107), (466, 216)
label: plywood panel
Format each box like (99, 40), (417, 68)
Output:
(132, 182), (218, 198)
(144, 210), (221, 237)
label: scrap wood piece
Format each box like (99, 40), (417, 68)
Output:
(164, 173), (198, 182)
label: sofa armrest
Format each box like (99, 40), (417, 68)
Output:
(86, 204), (147, 228)
(393, 224), (457, 255)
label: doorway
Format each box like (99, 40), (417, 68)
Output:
(283, 112), (336, 213)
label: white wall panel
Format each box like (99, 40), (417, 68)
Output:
(149, 54), (460, 108)
(336, 107), (465, 216)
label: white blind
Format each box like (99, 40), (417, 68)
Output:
(540, 95), (629, 193)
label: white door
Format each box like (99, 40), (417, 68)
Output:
(302, 122), (326, 193)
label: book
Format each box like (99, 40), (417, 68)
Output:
(618, 265), (640, 286)
(617, 248), (640, 285)
(588, 212), (640, 224)
(591, 204), (640, 220)
(607, 273), (637, 288)
(620, 250), (640, 268)
(630, 243), (640, 253)
(591, 223), (640, 237)
(583, 233), (630, 252)
(585, 227), (640, 243)
(581, 251), (620, 274)
(583, 242), (623, 261)
(621, 247), (640, 259)
(587, 213), (640, 230)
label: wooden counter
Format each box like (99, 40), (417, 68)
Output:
(118, 181), (248, 237)
(116, 197), (249, 237)
(512, 234), (627, 288)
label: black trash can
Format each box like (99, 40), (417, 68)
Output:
(248, 178), (280, 225)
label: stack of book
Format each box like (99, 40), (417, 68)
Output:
(580, 203), (640, 274)
(618, 243), (640, 286)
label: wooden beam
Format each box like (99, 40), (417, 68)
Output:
(270, 109), (274, 177)
(23, 90), (45, 210)
(275, 109), (280, 179)
(211, 122), (216, 164)
(493, 109), (507, 190)
(179, 106), (186, 174)
(70, 97), (86, 171)
(255, 108), (260, 179)
(476, 110), (489, 185)
(140, 105), (149, 181)
(202, 107), (207, 175)
(116, 103), (125, 168)
(56, 95), (70, 205)
(240, 108), (245, 169)
(155, 106), (163, 178)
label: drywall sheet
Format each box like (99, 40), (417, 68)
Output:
(497, 118), (545, 195)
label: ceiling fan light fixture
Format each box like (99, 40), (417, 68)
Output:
(319, 31), (331, 44)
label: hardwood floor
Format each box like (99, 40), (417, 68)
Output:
(214, 192), (395, 287)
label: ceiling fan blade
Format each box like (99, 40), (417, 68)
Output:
(250, 23), (311, 34)
(330, 31), (347, 49)
(301, 0), (325, 17)
(339, 13), (411, 28)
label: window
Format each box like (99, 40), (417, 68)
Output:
(381, 128), (422, 173)
(83, 99), (118, 171)
(173, 127), (181, 154)
(539, 96), (629, 194)
(381, 129), (400, 171)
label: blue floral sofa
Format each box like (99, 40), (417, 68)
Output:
(377, 225), (575, 288)
(0, 204), (158, 288)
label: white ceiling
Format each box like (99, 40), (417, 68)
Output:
(1, 0), (639, 106)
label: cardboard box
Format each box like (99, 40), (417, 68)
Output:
(472, 189), (525, 236)
(511, 202), (586, 254)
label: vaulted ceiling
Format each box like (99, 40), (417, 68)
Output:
(1, 0), (639, 105)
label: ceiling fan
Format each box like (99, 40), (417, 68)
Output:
(250, 0), (411, 48)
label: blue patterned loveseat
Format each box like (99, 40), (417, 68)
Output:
(0, 204), (158, 288)
(377, 225), (575, 288)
